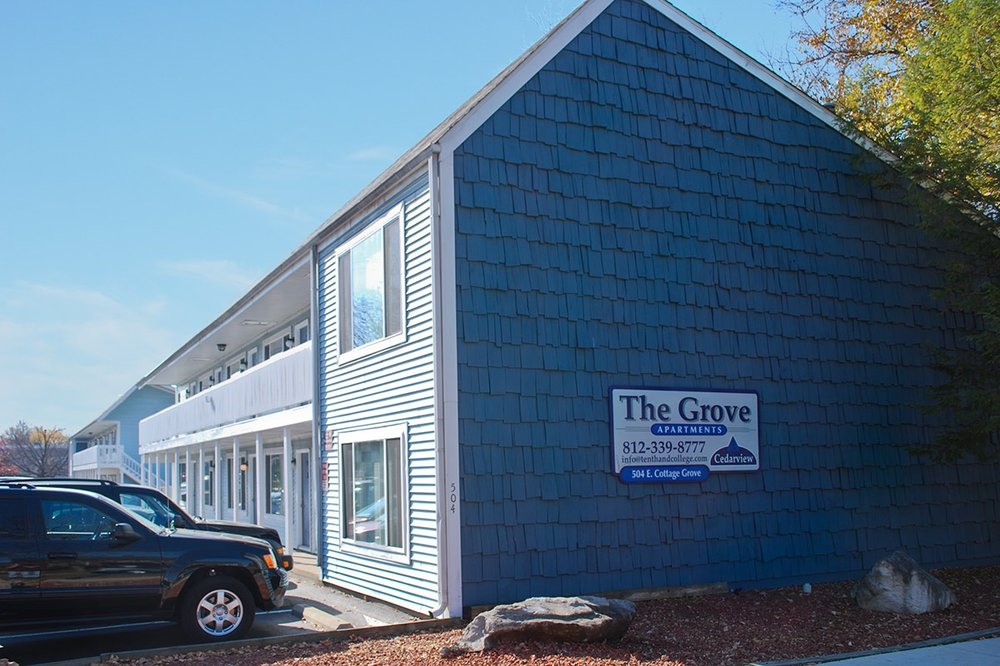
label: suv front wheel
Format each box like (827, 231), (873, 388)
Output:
(179, 575), (256, 642)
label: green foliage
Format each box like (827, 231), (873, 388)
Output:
(781, 0), (1000, 460)
(900, 0), (1000, 218)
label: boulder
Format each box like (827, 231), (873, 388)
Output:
(852, 550), (956, 614)
(440, 595), (637, 657)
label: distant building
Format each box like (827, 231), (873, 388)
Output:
(69, 385), (173, 482)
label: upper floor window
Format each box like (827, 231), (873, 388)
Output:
(338, 204), (403, 358)
(264, 337), (284, 361)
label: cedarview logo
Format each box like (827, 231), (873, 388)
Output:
(710, 437), (757, 466)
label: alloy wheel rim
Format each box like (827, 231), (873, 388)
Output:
(196, 588), (243, 636)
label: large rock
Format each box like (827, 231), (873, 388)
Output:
(440, 595), (637, 656)
(853, 550), (956, 614)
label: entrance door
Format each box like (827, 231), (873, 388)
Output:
(238, 456), (257, 524)
(298, 452), (312, 550)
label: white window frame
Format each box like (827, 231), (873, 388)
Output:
(336, 203), (405, 363)
(264, 334), (285, 361)
(339, 423), (409, 562)
(266, 452), (283, 516)
(296, 318), (310, 344)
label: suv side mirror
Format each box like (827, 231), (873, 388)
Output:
(111, 523), (141, 542)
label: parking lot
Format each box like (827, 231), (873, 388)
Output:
(0, 551), (421, 666)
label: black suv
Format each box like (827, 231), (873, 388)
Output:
(19, 478), (293, 570)
(0, 482), (287, 641)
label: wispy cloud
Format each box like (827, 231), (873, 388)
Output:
(156, 259), (262, 292)
(164, 167), (312, 223)
(345, 146), (398, 162)
(0, 282), (179, 433)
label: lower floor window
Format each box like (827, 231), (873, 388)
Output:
(203, 461), (214, 507)
(341, 429), (404, 549)
(225, 458), (234, 509)
(267, 454), (283, 515)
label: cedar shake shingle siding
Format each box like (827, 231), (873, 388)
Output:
(452, 0), (997, 607)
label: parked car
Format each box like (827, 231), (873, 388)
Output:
(0, 481), (287, 641)
(18, 478), (293, 571)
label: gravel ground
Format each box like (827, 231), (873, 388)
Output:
(105, 565), (1000, 666)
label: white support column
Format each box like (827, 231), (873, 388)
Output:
(214, 440), (222, 520)
(197, 447), (204, 518)
(173, 451), (180, 503)
(255, 432), (264, 524)
(185, 448), (192, 511)
(232, 438), (239, 519)
(95, 435), (102, 481)
(282, 428), (292, 549)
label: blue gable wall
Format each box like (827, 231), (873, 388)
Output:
(111, 387), (174, 460)
(451, 0), (1000, 607)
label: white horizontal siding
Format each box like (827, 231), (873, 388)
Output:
(316, 173), (440, 614)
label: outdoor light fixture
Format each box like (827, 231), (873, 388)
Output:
(217, 343), (227, 352)
(240, 458), (248, 472)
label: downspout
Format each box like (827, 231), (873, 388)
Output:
(429, 142), (450, 618)
(309, 242), (323, 566)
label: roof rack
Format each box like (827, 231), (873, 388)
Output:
(15, 477), (119, 486)
(0, 480), (36, 488)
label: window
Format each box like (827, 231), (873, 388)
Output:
(225, 457), (234, 509)
(42, 499), (118, 541)
(338, 205), (403, 357)
(264, 337), (284, 361)
(341, 427), (405, 550)
(0, 497), (28, 539)
(267, 454), (283, 515)
(203, 461), (214, 507)
(120, 491), (175, 528)
(179, 463), (187, 505)
(297, 320), (310, 344)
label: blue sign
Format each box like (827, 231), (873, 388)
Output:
(610, 387), (760, 483)
(620, 465), (710, 483)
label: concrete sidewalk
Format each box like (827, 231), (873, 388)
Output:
(831, 636), (1000, 664)
(284, 550), (421, 630)
(755, 631), (1000, 665)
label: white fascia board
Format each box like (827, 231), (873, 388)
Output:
(436, 0), (891, 166)
(645, 0), (894, 161)
(437, 0), (615, 156)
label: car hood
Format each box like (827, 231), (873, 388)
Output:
(196, 519), (281, 542)
(168, 527), (273, 550)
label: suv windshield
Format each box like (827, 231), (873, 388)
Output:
(120, 490), (187, 530)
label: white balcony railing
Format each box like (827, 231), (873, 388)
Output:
(71, 443), (151, 484)
(139, 341), (312, 446)
(72, 442), (121, 469)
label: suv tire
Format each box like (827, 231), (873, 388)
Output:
(179, 575), (256, 642)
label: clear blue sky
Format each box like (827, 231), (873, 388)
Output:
(0, 0), (802, 435)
